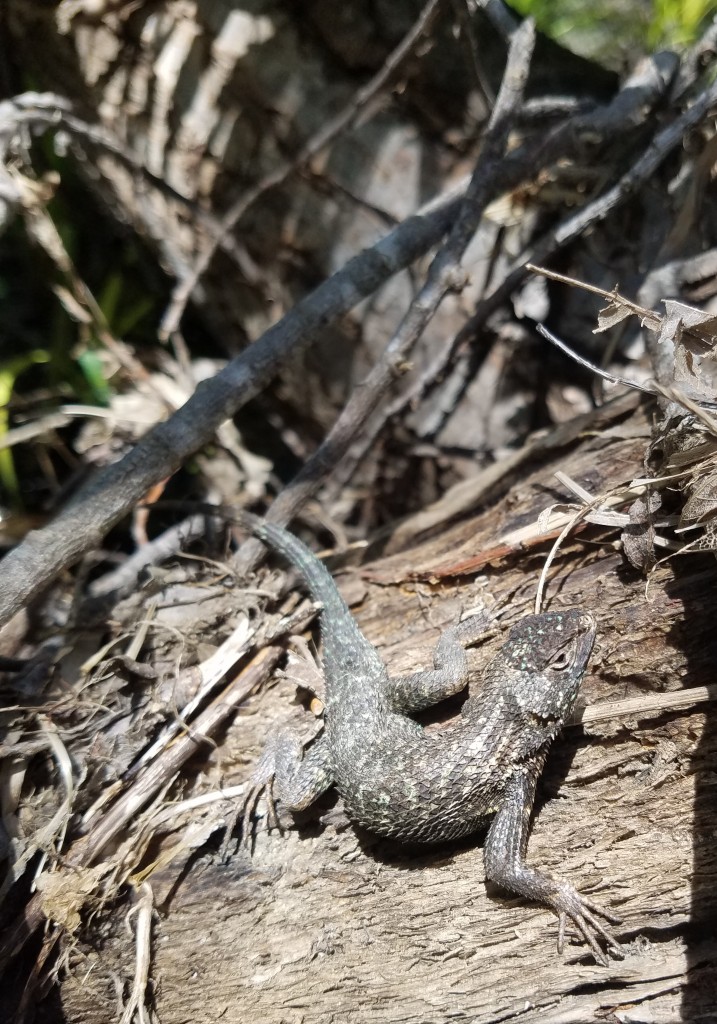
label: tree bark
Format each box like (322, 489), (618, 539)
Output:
(47, 409), (717, 1024)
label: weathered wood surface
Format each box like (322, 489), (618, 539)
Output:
(2, 4), (717, 1022)
(55, 414), (717, 1024)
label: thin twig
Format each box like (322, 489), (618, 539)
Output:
(320, 49), (683, 491)
(452, 0), (495, 107)
(534, 478), (644, 613)
(87, 514), (209, 601)
(0, 92), (254, 279)
(573, 684), (717, 727)
(536, 310), (717, 415)
(535, 323), (657, 398)
(527, 263), (658, 314)
(120, 883), (154, 1024)
(0, 640), (286, 966)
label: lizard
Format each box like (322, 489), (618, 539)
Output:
(236, 511), (621, 964)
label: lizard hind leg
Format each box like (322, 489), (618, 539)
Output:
(241, 730), (334, 848)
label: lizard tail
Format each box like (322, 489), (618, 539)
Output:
(235, 511), (353, 624)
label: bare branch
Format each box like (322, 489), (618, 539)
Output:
(457, 72), (717, 357)
(235, 19), (536, 570)
(0, 192), (461, 629)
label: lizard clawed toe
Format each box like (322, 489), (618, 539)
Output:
(240, 780), (282, 848)
(554, 886), (623, 965)
(240, 743), (281, 849)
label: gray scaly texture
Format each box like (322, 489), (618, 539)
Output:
(238, 512), (620, 964)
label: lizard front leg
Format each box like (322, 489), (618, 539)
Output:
(484, 765), (622, 964)
(384, 608), (495, 714)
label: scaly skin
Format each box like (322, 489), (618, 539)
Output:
(239, 512), (621, 964)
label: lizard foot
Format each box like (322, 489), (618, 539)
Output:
(552, 882), (623, 966)
(238, 737), (283, 851)
(237, 725), (330, 851)
(240, 780), (281, 851)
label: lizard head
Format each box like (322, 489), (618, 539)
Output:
(500, 609), (596, 725)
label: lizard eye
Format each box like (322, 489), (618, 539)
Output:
(549, 649), (572, 671)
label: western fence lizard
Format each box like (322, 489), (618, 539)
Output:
(238, 512), (621, 963)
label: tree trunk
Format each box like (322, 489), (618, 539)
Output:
(46, 405), (717, 1023)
